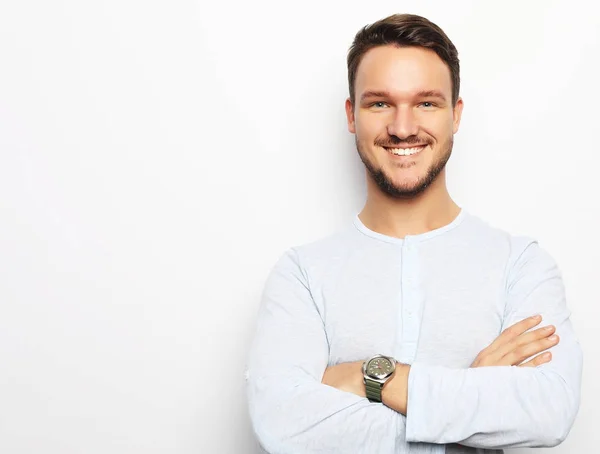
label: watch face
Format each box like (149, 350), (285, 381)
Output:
(367, 357), (394, 379)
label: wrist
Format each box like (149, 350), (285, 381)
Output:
(381, 363), (411, 415)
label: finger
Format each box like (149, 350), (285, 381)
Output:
(518, 351), (552, 367)
(483, 315), (543, 356)
(514, 325), (556, 346)
(494, 325), (556, 359)
(504, 334), (560, 366)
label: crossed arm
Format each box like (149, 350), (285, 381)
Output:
(245, 243), (583, 453)
(322, 314), (560, 415)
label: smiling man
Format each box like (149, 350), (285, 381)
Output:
(245, 13), (582, 454)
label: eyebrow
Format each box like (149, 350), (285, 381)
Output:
(360, 90), (447, 103)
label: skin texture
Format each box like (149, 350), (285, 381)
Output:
(322, 45), (559, 414)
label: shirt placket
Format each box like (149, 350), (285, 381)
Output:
(397, 240), (445, 454)
(397, 238), (421, 364)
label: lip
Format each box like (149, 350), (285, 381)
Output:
(383, 144), (428, 150)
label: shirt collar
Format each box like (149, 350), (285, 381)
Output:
(352, 209), (467, 245)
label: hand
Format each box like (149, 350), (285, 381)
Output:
(321, 361), (366, 397)
(470, 315), (560, 368)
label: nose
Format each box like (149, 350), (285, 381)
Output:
(386, 106), (419, 139)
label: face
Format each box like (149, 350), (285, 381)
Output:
(345, 45), (463, 198)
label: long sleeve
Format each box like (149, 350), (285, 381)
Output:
(245, 248), (406, 454)
(405, 239), (583, 448)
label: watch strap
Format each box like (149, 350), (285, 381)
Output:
(364, 376), (384, 402)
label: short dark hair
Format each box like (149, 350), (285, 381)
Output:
(347, 13), (460, 106)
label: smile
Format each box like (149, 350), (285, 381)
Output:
(385, 145), (427, 157)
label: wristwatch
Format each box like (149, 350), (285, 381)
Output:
(362, 354), (397, 403)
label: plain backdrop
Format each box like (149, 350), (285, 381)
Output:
(0, 0), (597, 453)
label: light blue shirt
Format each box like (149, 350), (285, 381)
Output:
(245, 210), (582, 453)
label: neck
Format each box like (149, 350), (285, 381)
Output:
(359, 169), (460, 239)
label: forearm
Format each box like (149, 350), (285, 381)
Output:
(324, 337), (581, 449)
(246, 370), (405, 453)
(404, 340), (582, 448)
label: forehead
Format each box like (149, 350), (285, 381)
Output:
(355, 45), (452, 99)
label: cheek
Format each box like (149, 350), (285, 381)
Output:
(422, 114), (454, 136)
(355, 114), (388, 139)
(430, 115), (454, 133)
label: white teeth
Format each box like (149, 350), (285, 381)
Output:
(387, 146), (425, 156)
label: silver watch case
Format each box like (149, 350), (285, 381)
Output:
(362, 354), (397, 382)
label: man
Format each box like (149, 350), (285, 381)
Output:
(245, 13), (582, 454)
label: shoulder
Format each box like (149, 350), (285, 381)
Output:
(459, 212), (561, 279)
(462, 212), (552, 259)
(270, 220), (358, 278)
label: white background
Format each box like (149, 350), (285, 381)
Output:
(0, 0), (597, 453)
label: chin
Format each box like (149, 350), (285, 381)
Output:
(390, 173), (424, 188)
(378, 169), (436, 196)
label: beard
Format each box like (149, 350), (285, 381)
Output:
(356, 134), (453, 199)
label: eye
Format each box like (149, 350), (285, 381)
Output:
(420, 101), (436, 108)
(371, 101), (389, 108)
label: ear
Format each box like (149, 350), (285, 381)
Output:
(345, 98), (356, 133)
(452, 97), (464, 134)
